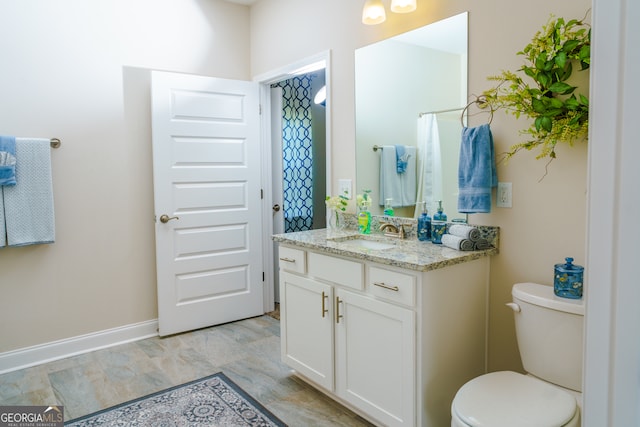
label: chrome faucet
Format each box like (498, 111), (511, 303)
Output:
(379, 222), (409, 239)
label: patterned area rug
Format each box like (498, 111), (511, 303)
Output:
(66, 372), (286, 426)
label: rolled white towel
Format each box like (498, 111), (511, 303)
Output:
(448, 224), (481, 242)
(474, 239), (493, 250)
(442, 234), (475, 251)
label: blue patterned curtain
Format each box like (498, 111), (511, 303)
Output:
(273, 76), (314, 232)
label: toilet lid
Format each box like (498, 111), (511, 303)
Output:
(452, 371), (577, 427)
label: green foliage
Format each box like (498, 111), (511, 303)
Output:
(482, 15), (591, 161)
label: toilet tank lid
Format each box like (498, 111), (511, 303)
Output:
(513, 282), (585, 316)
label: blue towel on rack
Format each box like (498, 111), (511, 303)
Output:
(0, 135), (17, 186)
(395, 145), (409, 173)
(458, 124), (497, 213)
(2, 138), (55, 247)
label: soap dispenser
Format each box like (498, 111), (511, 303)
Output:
(357, 190), (372, 235)
(417, 201), (431, 241)
(431, 200), (447, 244)
(383, 198), (394, 216)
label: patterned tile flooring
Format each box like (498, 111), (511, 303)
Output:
(0, 315), (373, 426)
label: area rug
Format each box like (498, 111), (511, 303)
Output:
(66, 372), (286, 426)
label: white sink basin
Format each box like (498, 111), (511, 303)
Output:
(337, 237), (396, 251)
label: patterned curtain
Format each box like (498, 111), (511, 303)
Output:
(273, 75), (314, 232)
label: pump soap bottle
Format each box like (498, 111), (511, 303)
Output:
(383, 198), (394, 216)
(417, 201), (431, 241)
(431, 200), (447, 244)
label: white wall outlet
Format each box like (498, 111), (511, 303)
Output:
(497, 182), (512, 208)
(338, 179), (352, 199)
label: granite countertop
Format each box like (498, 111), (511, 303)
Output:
(272, 228), (498, 272)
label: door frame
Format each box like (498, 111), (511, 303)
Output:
(254, 50), (333, 312)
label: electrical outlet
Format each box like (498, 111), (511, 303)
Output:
(497, 182), (512, 208)
(338, 179), (352, 199)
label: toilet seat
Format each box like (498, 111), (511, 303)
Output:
(451, 371), (579, 427)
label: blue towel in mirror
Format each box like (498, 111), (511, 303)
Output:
(0, 135), (17, 186)
(395, 145), (409, 174)
(458, 124), (497, 213)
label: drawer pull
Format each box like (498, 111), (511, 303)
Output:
(335, 297), (343, 324)
(321, 291), (329, 318)
(373, 282), (400, 292)
(279, 257), (296, 263)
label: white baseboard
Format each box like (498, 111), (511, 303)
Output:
(0, 319), (159, 374)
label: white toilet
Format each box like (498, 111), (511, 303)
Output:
(451, 282), (584, 427)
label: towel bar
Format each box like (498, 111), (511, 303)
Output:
(50, 138), (61, 148)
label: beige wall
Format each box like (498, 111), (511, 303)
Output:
(250, 0), (590, 372)
(0, 0), (250, 352)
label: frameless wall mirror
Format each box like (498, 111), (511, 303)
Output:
(355, 11), (468, 219)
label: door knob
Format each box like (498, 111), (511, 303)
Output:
(159, 214), (179, 223)
(272, 204), (281, 212)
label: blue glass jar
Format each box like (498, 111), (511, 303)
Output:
(554, 257), (584, 299)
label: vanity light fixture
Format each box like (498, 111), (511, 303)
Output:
(362, 0), (386, 25)
(362, 0), (417, 25)
(390, 0), (417, 13)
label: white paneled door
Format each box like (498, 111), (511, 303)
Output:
(151, 70), (263, 337)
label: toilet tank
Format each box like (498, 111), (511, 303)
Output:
(511, 282), (585, 392)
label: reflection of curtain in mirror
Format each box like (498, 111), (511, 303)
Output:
(415, 113), (443, 218)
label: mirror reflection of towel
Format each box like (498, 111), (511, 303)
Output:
(0, 135), (17, 187)
(380, 145), (416, 207)
(395, 145), (409, 173)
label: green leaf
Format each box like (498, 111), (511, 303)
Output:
(534, 117), (543, 132)
(555, 51), (567, 69)
(540, 116), (553, 132)
(548, 82), (575, 94)
(537, 73), (551, 88)
(532, 98), (546, 114)
(579, 45), (591, 62)
(565, 96), (580, 110)
(549, 98), (564, 109)
(559, 61), (573, 81)
(535, 53), (548, 70)
(579, 94), (589, 106)
(523, 67), (536, 79)
(562, 40), (581, 52)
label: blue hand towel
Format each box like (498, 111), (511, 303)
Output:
(395, 145), (409, 174)
(458, 124), (497, 213)
(3, 138), (55, 246)
(0, 135), (17, 186)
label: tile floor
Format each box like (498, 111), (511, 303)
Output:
(0, 314), (373, 426)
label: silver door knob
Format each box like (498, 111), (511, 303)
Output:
(159, 214), (179, 223)
(272, 204), (281, 212)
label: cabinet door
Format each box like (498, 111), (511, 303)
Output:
(335, 289), (415, 427)
(280, 272), (334, 390)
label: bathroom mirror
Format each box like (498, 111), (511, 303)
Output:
(355, 12), (468, 219)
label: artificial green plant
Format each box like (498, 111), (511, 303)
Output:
(482, 14), (591, 162)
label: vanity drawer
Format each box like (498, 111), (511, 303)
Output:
(278, 246), (306, 274)
(368, 266), (416, 307)
(307, 252), (364, 290)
